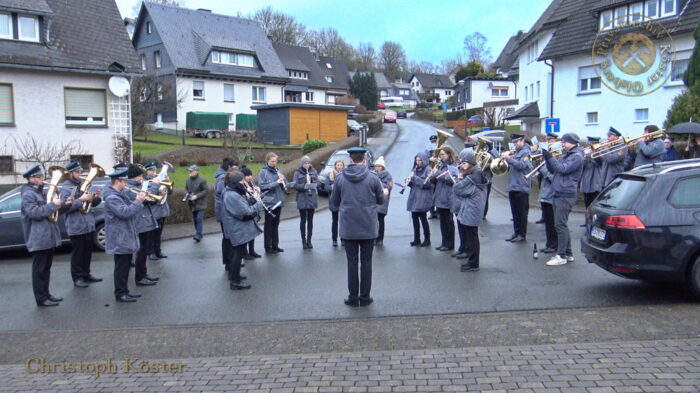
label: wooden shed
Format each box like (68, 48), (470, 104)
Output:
(251, 103), (354, 145)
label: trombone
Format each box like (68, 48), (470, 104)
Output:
(524, 150), (563, 179)
(589, 129), (666, 159)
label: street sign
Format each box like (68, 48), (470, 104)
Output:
(546, 118), (560, 134)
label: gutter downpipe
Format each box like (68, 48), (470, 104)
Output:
(544, 59), (554, 119)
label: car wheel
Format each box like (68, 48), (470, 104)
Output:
(93, 223), (106, 252)
(690, 255), (700, 297)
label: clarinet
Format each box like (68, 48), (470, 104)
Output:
(275, 167), (287, 191)
(306, 169), (313, 196)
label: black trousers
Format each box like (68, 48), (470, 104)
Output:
(344, 239), (374, 302)
(437, 208), (454, 248)
(248, 239), (256, 255)
(456, 217), (466, 252)
(69, 232), (93, 281)
(508, 191), (529, 237)
(483, 183), (492, 218)
(377, 213), (386, 241)
(331, 211), (339, 242)
(114, 254), (132, 298)
(151, 218), (165, 254)
(460, 224), (480, 267)
(220, 222), (233, 266)
(32, 248), (54, 305)
(542, 202), (557, 249)
(583, 192), (599, 208)
(135, 230), (154, 282)
(264, 206), (282, 250)
(228, 244), (247, 282)
(411, 212), (430, 241)
(299, 209), (314, 241)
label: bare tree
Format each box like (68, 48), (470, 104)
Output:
(13, 134), (86, 172)
(131, 73), (185, 141)
(132, 0), (185, 17)
(440, 56), (465, 75)
(378, 41), (407, 82)
(483, 107), (508, 129)
(252, 6), (307, 46)
(356, 42), (376, 72)
(463, 32), (492, 66)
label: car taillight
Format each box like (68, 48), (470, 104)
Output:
(605, 215), (646, 230)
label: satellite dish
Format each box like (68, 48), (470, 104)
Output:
(108, 76), (130, 97)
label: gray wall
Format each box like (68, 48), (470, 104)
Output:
(256, 108), (289, 145)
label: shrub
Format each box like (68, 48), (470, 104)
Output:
(178, 158), (189, 167)
(133, 151), (144, 165)
(302, 139), (328, 155)
(354, 104), (367, 114)
(196, 156), (208, 166)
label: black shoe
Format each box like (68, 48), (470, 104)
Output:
(359, 297), (373, 307)
(38, 299), (59, 307)
(536, 219), (545, 224)
(451, 251), (463, 257)
(454, 252), (470, 259)
(129, 263), (135, 268)
(435, 245), (446, 251)
(302, 241), (309, 250)
(266, 248), (279, 255)
(244, 254), (255, 260)
(420, 239), (431, 247)
(333, 240), (338, 247)
(505, 234), (517, 242)
(230, 281), (251, 290)
(443, 247), (454, 251)
(375, 239), (383, 246)
(73, 278), (89, 288)
(128, 293), (142, 298)
(510, 235), (526, 243)
(249, 252), (262, 258)
(410, 240), (421, 246)
(225, 265), (230, 271)
(341, 240), (345, 247)
(238, 274), (247, 280)
(579, 223), (586, 227)
(145, 275), (159, 282)
(542, 247), (556, 254)
(274, 247), (284, 252)
(193, 235), (202, 243)
(241, 261), (245, 267)
(156, 253), (168, 259)
(48, 295), (63, 302)
(461, 264), (479, 272)
(307, 241), (313, 249)
(148, 253), (159, 261)
(85, 275), (102, 282)
(344, 298), (359, 307)
(116, 295), (137, 303)
(136, 278), (157, 286)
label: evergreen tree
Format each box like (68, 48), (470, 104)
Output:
(684, 20), (700, 88)
(666, 19), (700, 129)
(349, 72), (378, 110)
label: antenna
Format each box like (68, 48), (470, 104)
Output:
(108, 76), (130, 98)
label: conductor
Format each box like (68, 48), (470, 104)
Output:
(329, 147), (385, 307)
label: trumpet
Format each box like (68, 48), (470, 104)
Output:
(127, 187), (163, 203)
(524, 150), (563, 179)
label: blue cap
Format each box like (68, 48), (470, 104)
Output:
(587, 136), (601, 142)
(347, 147), (367, 155)
(107, 169), (129, 180)
(22, 165), (44, 179)
(429, 135), (438, 141)
(608, 127), (621, 137)
(546, 133), (559, 140)
(510, 133), (525, 142)
(144, 161), (157, 170)
(113, 162), (129, 171)
(66, 160), (82, 172)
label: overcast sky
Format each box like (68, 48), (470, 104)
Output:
(115, 0), (551, 65)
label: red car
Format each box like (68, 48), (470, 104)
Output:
(377, 103), (386, 109)
(466, 115), (484, 128)
(383, 111), (397, 123)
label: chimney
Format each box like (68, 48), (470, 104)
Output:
(197, 8), (212, 13)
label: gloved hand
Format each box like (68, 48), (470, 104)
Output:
(542, 149), (552, 160)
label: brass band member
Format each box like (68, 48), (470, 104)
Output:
(21, 165), (66, 307)
(580, 136), (603, 208)
(60, 160), (102, 288)
(326, 158), (345, 247)
(258, 152), (289, 254)
(597, 127), (627, 187)
(372, 156), (392, 246)
(452, 151), (488, 272)
(430, 147), (457, 251)
(126, 165), (160, 286)
(629, 125), (664, 168)
(502, 133), (532, 242)
(242, 166), (262, 259)
(215, 158), (238, 270)
(145, 161), (170, 261)
(538, 135), (560, 254)
(293, 156), (318, 249)
(406, 152), (435, 247)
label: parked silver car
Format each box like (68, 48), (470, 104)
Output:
(317, 148), (375, 195)
(466, 130), (506, 153)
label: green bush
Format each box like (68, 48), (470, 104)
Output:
(302, 139), (328, 155)
(444, 108), (482, 121)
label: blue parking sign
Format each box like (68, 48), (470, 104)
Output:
(546, 118), (560, 134)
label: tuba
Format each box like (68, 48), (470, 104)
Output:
(46, 166), (70, 223)
(474, 137), (494, 169)
(156, 161), (174, 205)
(430, 129), (454, 167)
(80, 163), (105, 214)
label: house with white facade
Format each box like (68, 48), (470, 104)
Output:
(131, 3), (288, 131)
(539, 0), (698, 138)
(453, 77), (518, 112)
(409, 73), (454, 104)
(0, 0), (141, 184)
(273, 42), (330, 105)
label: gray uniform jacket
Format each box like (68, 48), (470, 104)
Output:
(545, 146), (585, 197)
(214, 168), (226, 223)
(145, 176), (170, 220)
(432, 159), (455, 209)
(597, 146), (627, 186)
(406, 152), (435, 213)
(453, 168), (488, 227)
(21, 184), (62, 252)
(258, 164), (288, 209)
(329, 164), (384, 240)
(103, 186), (144, 255)
(506, 144), (532, 193)
(185, 175), (208, 212)
(59, 178), (100, 236)
(375, 170), (393, 215)
(222, 188), (263, 247)
(580, 157), (602, 194)
(537, 165), (554, 204)
(633, 139), (664, 167)
(293, 166), (319, 210)
(126, 180), (158, 233)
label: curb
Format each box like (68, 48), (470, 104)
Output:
(161, 123), (404, 242)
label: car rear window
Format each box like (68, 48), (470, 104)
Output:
(669, 176), (700, 208)
(595, 176), (646, 210)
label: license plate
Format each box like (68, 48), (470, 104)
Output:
(591, 226), (606, 241)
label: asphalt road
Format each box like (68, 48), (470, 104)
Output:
(0, 119), (695, 332)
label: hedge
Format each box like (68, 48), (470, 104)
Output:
(444, 108), (482, 121)
(302, 139), (328, 155)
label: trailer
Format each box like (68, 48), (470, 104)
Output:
(185, 111), (229, 138)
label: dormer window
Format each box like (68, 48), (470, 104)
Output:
(288, 70), (309, 80)
(18, 15), (39, 42)
(146, 21), (152, 34)
(600, 0), (676, 30)
(661, 0), (675, 16)
(0, 12), (11, 39)
(325, 76), (333, 83)
(211, 51), (255, 67)
(326, 63), (332, 69)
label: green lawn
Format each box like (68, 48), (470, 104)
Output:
(134, 131), (297, 149)
(169, 163), (263, 187)
(133, 141), (176, 157)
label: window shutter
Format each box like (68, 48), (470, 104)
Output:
(65, 89), (106, 118)
(579, 66), (598, 80)
(0, 84), (13, 123)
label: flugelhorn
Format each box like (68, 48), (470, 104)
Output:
(47, 166), (70, 223)
(80, 163), (105, 214)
